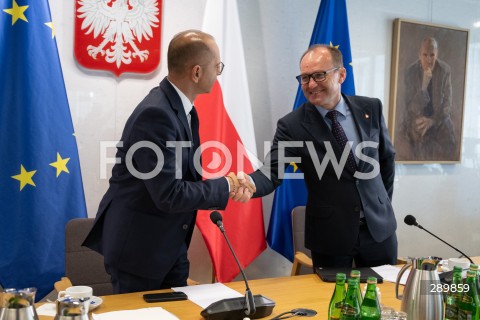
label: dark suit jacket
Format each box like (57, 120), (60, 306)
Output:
(251, 95), (396, 255)
(83, 78), (229, 279)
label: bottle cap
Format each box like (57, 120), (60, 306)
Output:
(453, 266), (463, 272)
(350, 270), (361, 277)
(467, 270), (476, 277)
(367, 277), (377, 284)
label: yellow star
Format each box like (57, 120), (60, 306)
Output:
(45, 21), (55, 38)
(3, 0), (29, 25)
(329, 41), (339, 49)
(290, 162), (299, 172)
(12, 165), (36, 191)
(50, 152), (70, 177)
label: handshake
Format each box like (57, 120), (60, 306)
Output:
(225, 172), (255, 203)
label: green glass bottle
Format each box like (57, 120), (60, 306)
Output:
(469, 264), (480, 293)
(360, 277), (380, 320)
(350, 269), (363, 306)
(328, 273), (346, 320)
(445, 266), (464, 320)
(458, 270), (480, 320)
(340, 278), (360, 320)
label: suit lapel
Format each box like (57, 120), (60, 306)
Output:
(301, 97), (374, 176)
(343, 95), (372, 172)
(301, 103), (335, 148)
(344, 95), (372, 146)
(160, 78), (193, 142)
(160, 78), (201, 181)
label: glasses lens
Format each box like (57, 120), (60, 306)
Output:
(217, 62), (224, 75)
(312, 72), (326, 82)
(299, 75), (310, 84)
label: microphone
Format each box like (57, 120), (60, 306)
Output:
(201, 211), (275, 320)
(404, 214), (473, 264)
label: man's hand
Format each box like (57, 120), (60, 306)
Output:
(226, 172), (255, 203)
(422, 68), (433, 91)
(414, 116), (434, 137)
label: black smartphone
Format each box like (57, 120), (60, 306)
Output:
(143, 291), (188, 303)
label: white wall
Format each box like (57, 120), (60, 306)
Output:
(50, 0), (480, 283)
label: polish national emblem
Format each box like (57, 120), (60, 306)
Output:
(74, 0), (162, 76)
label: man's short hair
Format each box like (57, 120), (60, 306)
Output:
(300, 44), (344, 68)
(167, 30), (215, 74)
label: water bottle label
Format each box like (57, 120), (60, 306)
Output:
(445, 304), (458, 319)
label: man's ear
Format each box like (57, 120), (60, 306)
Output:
(339, 67), (347, 84)
(192, 65), (201, 83)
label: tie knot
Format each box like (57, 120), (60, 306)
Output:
(326, 110), (340, 122)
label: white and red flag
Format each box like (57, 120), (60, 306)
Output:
(195, 0), (266, 282)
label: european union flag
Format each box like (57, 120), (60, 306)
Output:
(0, 0), (87, 299)
(267, 0), (356, 261)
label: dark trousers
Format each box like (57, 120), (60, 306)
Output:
(105, 244), (189, 294)
(311, 223), (398, 268)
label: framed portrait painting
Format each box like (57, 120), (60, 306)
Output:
(388, 19), (469, 163)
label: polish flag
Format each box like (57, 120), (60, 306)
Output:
(195, 0), (266, 282)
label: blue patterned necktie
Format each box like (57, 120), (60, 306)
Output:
(326, 110), (357, 172)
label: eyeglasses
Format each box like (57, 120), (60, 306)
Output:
(216, 61), (225, 75)
(296, 67), (340, 85)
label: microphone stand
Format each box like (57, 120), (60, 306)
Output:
(416, 224), (473, 264)
(217, 224), (255, 315)
(201, 213), (275, 320)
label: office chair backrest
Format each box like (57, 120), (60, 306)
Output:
(291, 206), (313, 275)
(65, 218), (113, 296)
(292, 206), (310, 258)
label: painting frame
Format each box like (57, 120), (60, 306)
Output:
(388, 18), (469, 164)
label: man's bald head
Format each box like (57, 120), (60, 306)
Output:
(167, 30), (216, 75)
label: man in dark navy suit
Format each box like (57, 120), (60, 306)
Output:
(238, 44), (397, 268)
(83, 30), (244, 293)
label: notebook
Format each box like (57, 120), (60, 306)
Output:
(315, 267), (383, 283)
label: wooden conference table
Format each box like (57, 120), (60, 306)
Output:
(38, 273), (403, 319)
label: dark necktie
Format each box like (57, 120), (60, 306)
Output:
(326, 110), (357, 172)
(189, 107), (200, 149)
(189, 107), (201, 179)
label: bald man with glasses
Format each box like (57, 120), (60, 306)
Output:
(82, 30), (247, 293)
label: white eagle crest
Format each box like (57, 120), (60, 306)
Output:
(77, 0), (159, 68)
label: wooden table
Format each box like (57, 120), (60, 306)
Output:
(38, 274), (402, 319)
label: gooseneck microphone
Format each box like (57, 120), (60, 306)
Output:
(404, 214), (473, 264)
(201, 211), (275, 320)
(209, 211), (255, 315)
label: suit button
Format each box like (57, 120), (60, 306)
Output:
(353, 206), (360, 212)
(182, 224), (188, 230)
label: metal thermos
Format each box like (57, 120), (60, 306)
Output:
(0, 288), (39, 320)
(395, 257), (444, 320)
(54, 297), (90, 320)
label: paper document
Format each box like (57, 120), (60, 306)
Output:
(36, 303), (57, 316)
(371, 265), (410, 285)
(91, 307), (178, 320)
(173, 283), (243, 309)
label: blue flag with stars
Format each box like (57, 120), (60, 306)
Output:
(0, 0), (87, 299)
(267, 0), (356, 262)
